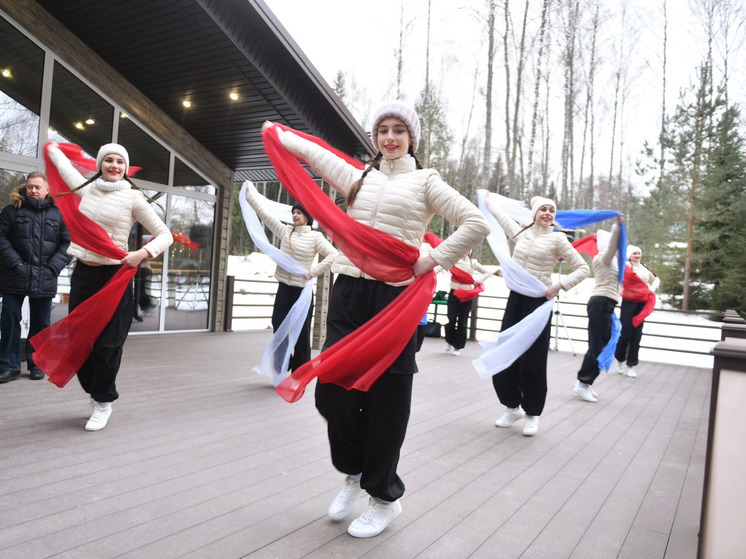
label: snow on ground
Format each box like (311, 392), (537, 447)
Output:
(227, 254), (718, 370)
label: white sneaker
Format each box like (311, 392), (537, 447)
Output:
(626, 366), (637, 378)
(495, 407), (525, 428)
(444, 344), (454, 353)
(616, 360), (626, 374)
(574, 381), (598, 403)
(85, 402), (112, 431)
(328, 476), (366, 521)
(347, 497), (402, 538)
(523, 415), (540, 436)
(451, 349), (461, 356)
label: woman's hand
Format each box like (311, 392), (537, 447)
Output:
(544, 282), (562, 300)
(262, 121), (274, 131)
(413, 255), (437, 277)
(121, 248), (150, 268)
(304, 271), (312, 280)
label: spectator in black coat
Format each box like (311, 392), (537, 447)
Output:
(0, 172), (71, 382)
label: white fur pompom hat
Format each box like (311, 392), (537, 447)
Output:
(371, 101), (421, 153)
(96, 143), (130, 174)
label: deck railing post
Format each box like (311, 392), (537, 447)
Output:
(224, 275), (234, 332)
(698, 313), (746, 558)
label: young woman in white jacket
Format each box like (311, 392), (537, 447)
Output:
(264, 101), (489, 538)
(47, 143), (172, 431)
(443, 253), (492, 355)
(614, 245), (659, 377)
(573, 217), (623, 402)
(244, 186), (337, 371)
(485, 195), (589, 436)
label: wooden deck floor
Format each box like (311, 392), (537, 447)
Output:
(0, 331), (709, 559)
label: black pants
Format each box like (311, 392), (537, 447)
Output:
(577, 296), (617, 384)
(272, 282), (313, 372)
(315, 275), (416, 501)
(491, 291), (552, 416)
(444, 289), (472, 350)
(614, 299), (645, 366)
(69, 263), (133, 403)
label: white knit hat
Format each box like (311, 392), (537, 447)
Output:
(530, 196), (556, 219)
(627, 245), (641, 258)
(96, 143), (130, 174)
(371, 101), (421, 153)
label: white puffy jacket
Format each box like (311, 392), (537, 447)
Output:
(485, 195), (589, 290)
(245, 186), (337, 287)
(591, 223), (622, 302)
(48, 146), (173, 265)
(279, 131), (490, 285)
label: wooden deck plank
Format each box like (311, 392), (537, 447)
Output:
(0, 331), (709, 559)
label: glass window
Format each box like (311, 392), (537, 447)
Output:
(49, 62), (113, 157)
(174, 158), (215, 195)
(0, 168), (28, 209)
(117, 114), (169, 184)
(129, 189), (169, 332)
(0, 18), (43, 157)
(165, 193), (215, 330)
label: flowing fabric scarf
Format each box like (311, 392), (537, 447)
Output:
(622, 266), (657, 327)
(598, 314), (622, 372)
(571, 234), (599, 259)
(555, 209), (627, 284)
(263, 124), (436, 403)
(30, 142), (139, 388)
(423, 232), (485, 302)
(238, 182), (313, 387)
(473, 191), (554, 378)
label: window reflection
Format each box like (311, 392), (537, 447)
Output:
(0, 18), (42, 157)
(49, 63), (112, 153)
(130, 190), (168, 332)
(174, 158), (216, 195)
(118, 114), (169, 184)
(166, 194), (215, 330)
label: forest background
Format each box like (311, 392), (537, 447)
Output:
(233, 0), (746, 315)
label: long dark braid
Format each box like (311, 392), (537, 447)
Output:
(511, 221), (567, 241)
(346, 151), (382, 207)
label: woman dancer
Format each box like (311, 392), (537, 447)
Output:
(263, 101), (488, 538)
(485, 194), (588, 436)
(244, 184), (336, 372)
(614, 245), (659, 378)
(573, 217), (623, 402)
(443, 252), (491, 356)
(46, 143), (172, 431)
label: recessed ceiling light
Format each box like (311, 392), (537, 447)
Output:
(85, 118), (95, 125)
(1, 69), (11, 78)
(74, 122), (84, 130)
(120, 113), (128, 119)
(229, 91), (239, 101)
(183, 99), (192, 108)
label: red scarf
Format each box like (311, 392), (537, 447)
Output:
(622, 265), (656, 327)
(264, 124), (436, 402)
(423, 232), (484, 302)
(30, 143), (138, 388)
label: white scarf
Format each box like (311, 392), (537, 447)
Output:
(472, 191), (554, 378)
(239, 182), (313, 386)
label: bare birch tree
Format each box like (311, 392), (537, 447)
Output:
(527, 0), (551, 195)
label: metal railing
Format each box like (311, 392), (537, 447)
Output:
(223, 276), (725, 365)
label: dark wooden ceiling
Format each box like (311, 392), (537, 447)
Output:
(34, 0), (374, 182)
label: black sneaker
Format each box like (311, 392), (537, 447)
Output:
(0, 370), (20, 383)
(29, 367), (45, 381)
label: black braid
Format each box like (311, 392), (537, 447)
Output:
(346, 151), (383, 208)
(54, 171), (101, 200)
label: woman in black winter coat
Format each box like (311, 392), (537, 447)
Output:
(0, 173), (71, 382)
